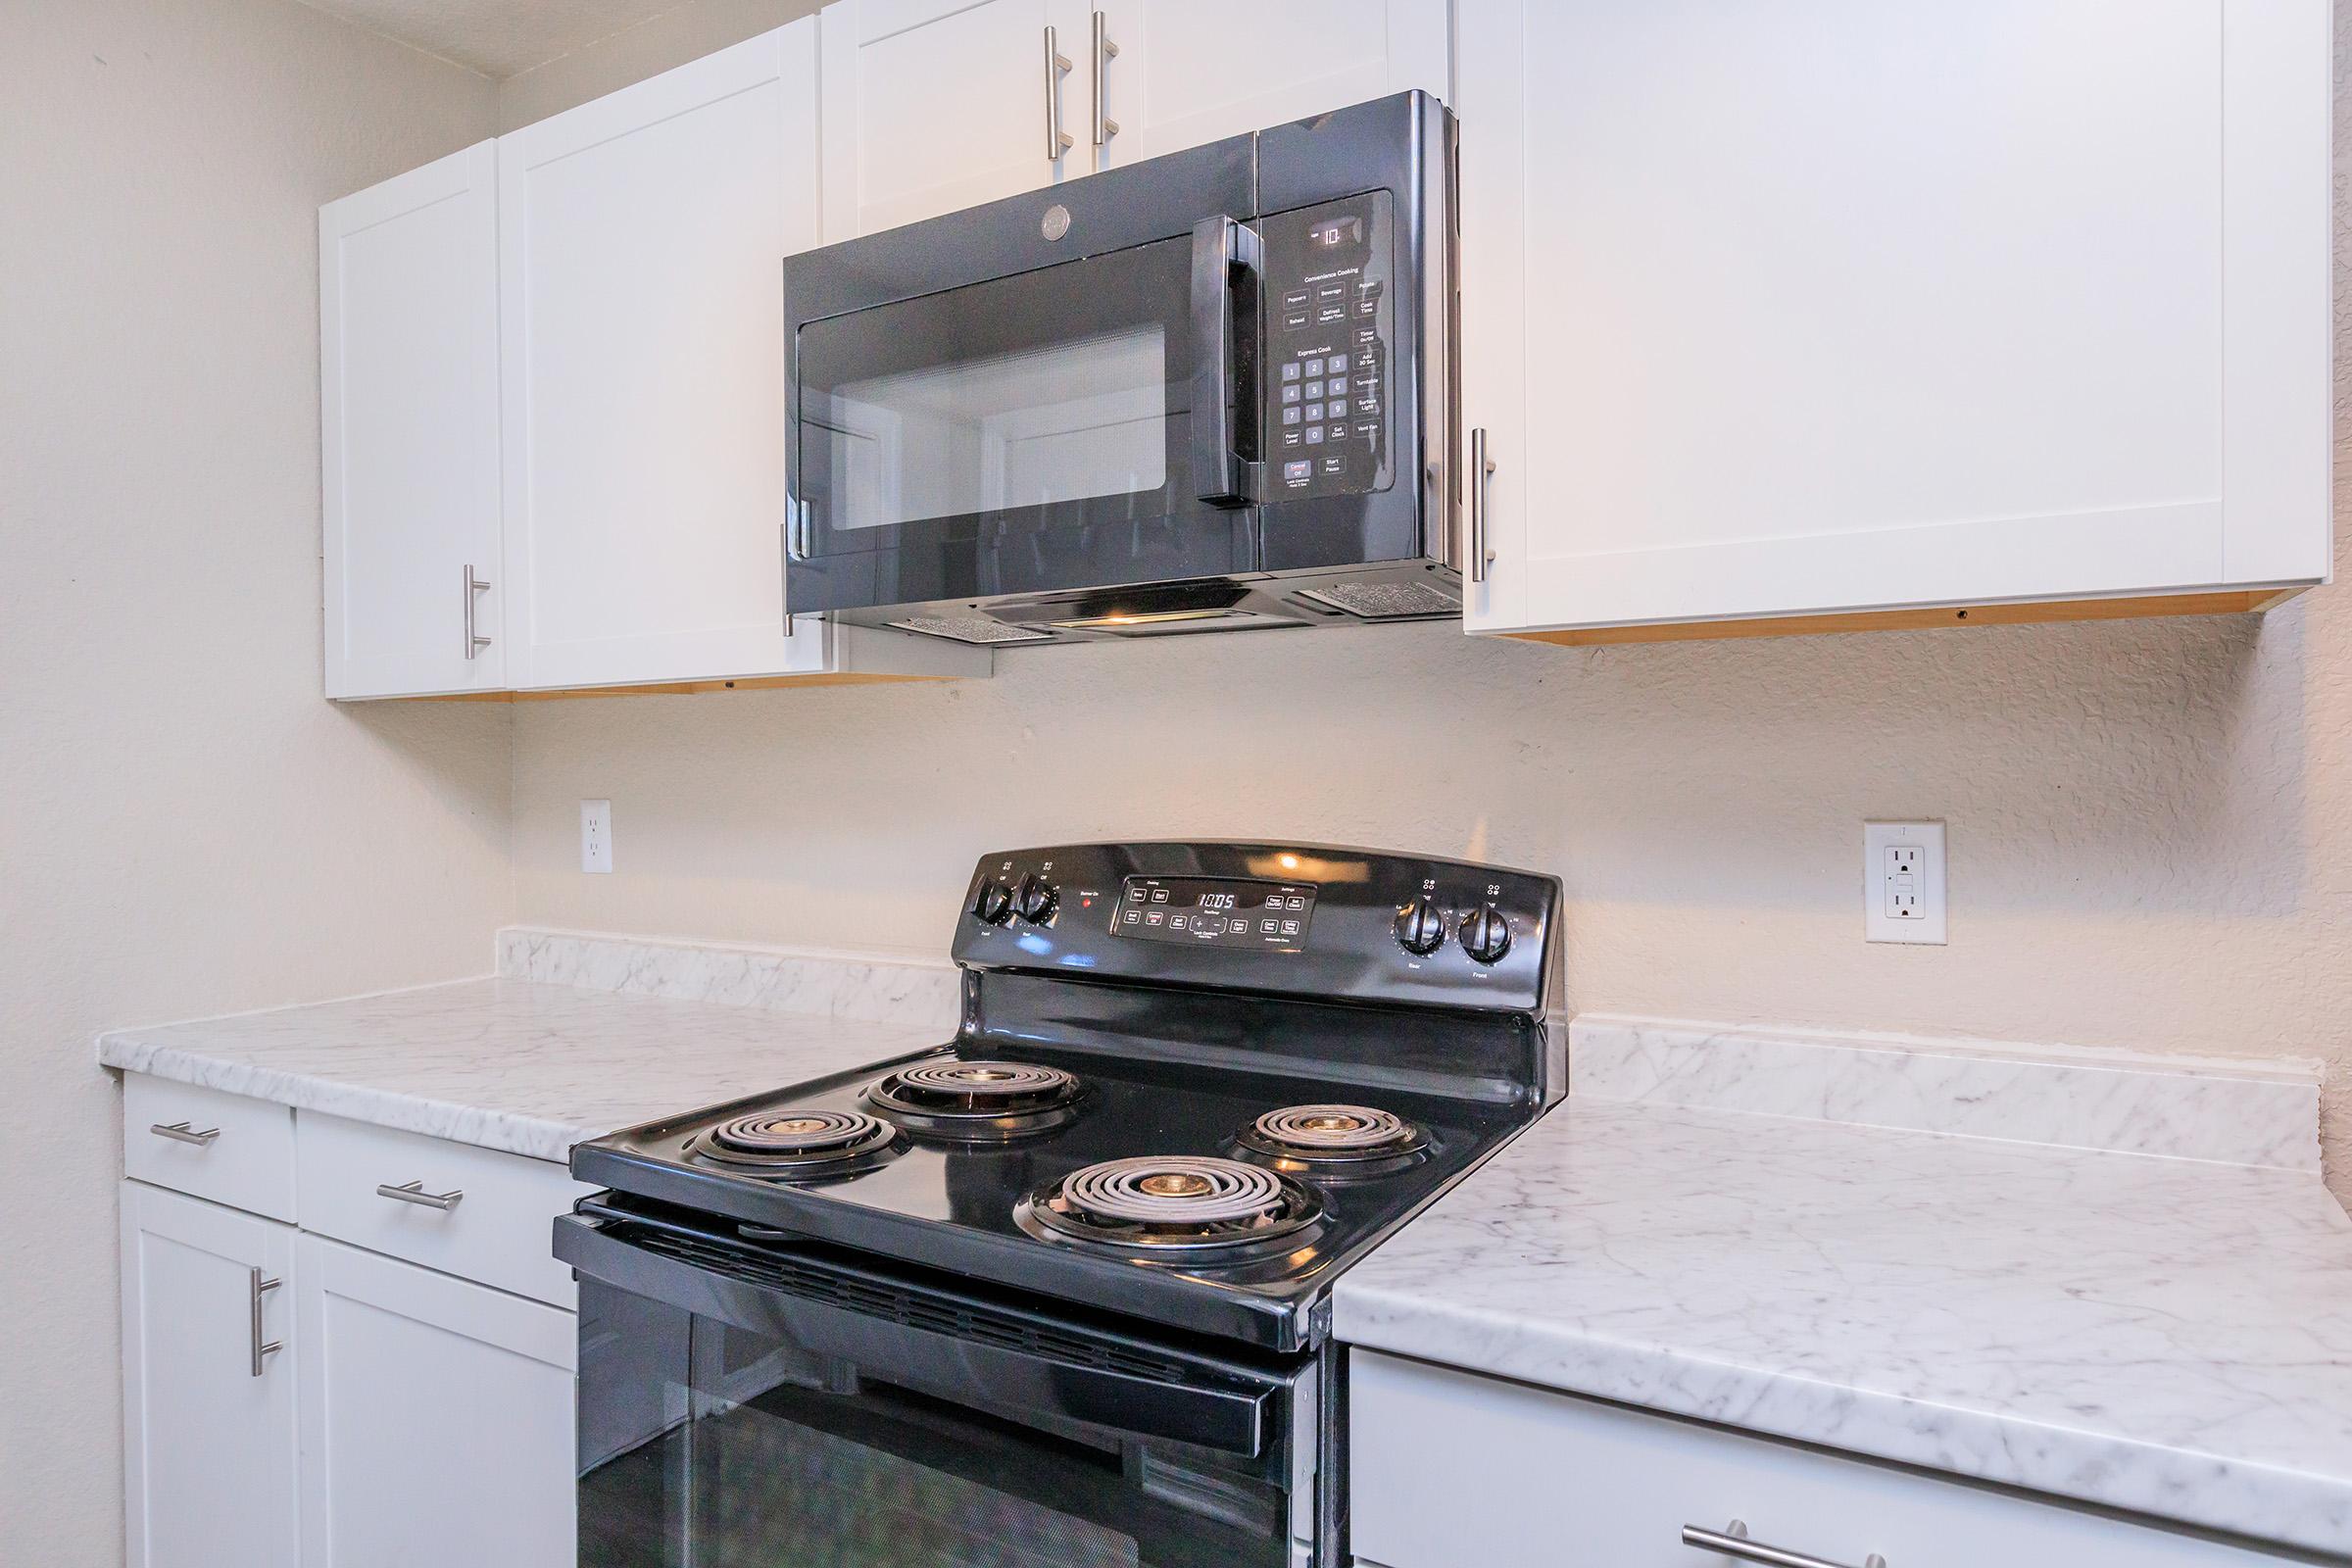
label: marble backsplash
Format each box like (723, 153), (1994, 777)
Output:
(1571, 1014), (2324, 1173)
(498, 927), (962, 1033)
(497, 928), (2324, 1172)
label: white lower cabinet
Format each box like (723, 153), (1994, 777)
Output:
(119, 1074), (583, 1568)
(1349, 1351), (2296, 1568)
(296, 1236), (576, 1567)
(121, 1182), (300, 1568)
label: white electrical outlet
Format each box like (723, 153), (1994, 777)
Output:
(580, 799), (613, 874)
(1863, 820), (1944, 944)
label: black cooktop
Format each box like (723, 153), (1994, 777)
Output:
(569, 842), (1564, 1352)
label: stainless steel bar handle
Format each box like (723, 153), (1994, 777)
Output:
(1469, 426), (1495, 583)
(1043, 26), (1073, 161)
(248, 1267), (282, 1378)
(376, 1179), (464, 1211)
(1683, 1521), (1886, 1568)
(1091, 12), (1118, 147)
(463, 564), (493, 658)
(149, 1120), (220, 1147)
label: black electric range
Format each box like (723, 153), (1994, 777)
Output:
(557, 842), (1561, 1568)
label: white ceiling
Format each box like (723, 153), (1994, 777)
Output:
(299, 0), (684, 78)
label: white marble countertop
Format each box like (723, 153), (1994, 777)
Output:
(98, 977), (949, 1161)
(1336, 1098), (2352, 1558)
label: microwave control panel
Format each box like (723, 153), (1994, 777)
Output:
(1263, 191), (1394, 500)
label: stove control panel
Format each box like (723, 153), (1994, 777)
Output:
(1263, 191), (1393, 501)
(1112, 876), (1319, 951)
(956, 844), (1559, 1014)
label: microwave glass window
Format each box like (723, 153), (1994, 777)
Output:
(791, 232), (1203, 562)
(808, 325), (1169, 534)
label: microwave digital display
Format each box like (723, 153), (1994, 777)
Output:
(1112, 876), (1317, 951)
(1309, 216), (1362, 250)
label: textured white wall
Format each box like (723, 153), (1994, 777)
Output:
(0, 3), (504, 1561)
(507, 2), (2352, 1210)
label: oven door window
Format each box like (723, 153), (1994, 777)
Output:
(578, 1279), (1301, 1568)
(792, 234), (1250, 601)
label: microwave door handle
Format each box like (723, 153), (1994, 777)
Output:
(1190, 214), (1261, 507)
(556, 1208), (1272, 1457)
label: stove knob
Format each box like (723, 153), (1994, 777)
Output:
(971, 877), (1014, 925)
(1458, 902), (1512, 965)
(1394, 897), (1446, 956)
(1014, 873), (1058, 924)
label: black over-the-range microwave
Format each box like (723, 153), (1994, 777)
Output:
(781, 91), (1462, 647)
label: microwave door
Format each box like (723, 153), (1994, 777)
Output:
(788, 235), (1254, 615)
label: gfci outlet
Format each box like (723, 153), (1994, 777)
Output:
(1864, 820), (1944, 945)
(580, 799), (613, 874)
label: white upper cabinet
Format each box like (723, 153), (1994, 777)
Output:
(498, 24), (834, 691)
(1090, 0), (1447, 170)
(1456, 0), (2332, 639)
(818, 0), (1093, 239)
(319, 143), (502, 699)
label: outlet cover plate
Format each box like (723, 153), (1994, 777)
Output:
(1864, 820), (1944, 944)
(581, 799), (612, 874)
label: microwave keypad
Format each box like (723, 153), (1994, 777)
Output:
(1264, 193), (1393, 499)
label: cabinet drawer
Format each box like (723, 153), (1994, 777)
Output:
(122, 1075), (297, 1222)
(1349, 1352), (2288, 1568)
(295, 1113), (590, 1308)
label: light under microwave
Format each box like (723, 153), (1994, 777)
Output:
(781, 91), (1459, 647)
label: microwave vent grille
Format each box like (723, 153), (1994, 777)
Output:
(888, 615), (1054, 645)
(1294, 581), (1460, 620)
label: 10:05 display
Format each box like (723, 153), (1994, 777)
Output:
(1112, 877), (1318, 952)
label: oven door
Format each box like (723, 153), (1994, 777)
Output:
(559, 1203), (1317, 1568)
(784, 221), (1262, 617)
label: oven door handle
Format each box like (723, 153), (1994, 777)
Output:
(1190, 214), (1261, 508)
(556, 1208), (1274, 1457)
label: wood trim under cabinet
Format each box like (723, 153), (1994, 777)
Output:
(1503, 589), (2305, 650)
(387, 672), (956, 704)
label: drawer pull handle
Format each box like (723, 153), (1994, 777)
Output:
(1684, 1521), (1886, 1568)
(376, 1179), (464, 1211)
(248, 1267), (282, 1378)
(150, 1120), (220, 1147)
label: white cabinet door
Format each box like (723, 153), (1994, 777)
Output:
(121, 1182), (298, 1568)
(499, 23), (829, 691)
(1456, 0), (2331, 639)
(1091, 0), (1446, 171)
(296, 1235), (575, 1568)
(319, 142), (504, 699)
(819, 0), (1093, 237)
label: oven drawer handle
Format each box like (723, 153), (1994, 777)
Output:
(556, 1208), (1274, 1457)
(1190, 214), (1262, 508)
(1683, 1521), (1886, 1568)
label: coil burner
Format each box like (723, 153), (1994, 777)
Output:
(863, 1059), (1084, 1140)
(687, 1110), (901, 1179)
(1015, 1155), (1323, 1262)
(1231, 1103), (1430, 1178)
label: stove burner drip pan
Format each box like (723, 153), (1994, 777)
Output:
(688, 1110), (901, 1179)
(1017, 1155), (1323, 1262)
(864, 1058), (1084, 1140)
(1232, 1103), (1431, 1177)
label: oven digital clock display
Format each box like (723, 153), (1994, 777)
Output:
(1111, 876), (1317, 951)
